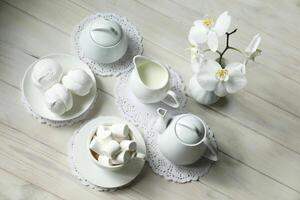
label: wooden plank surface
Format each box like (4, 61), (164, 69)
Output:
(0, 0), (299, 199)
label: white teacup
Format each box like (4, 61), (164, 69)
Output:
(88, 126), (145, 171)
(129, 55), (180, 108)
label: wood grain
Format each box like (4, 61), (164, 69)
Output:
(0, 169), (62, 200)
(0, 0), (299, 199)
(2, 0), (300, 155)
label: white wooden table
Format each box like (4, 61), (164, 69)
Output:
(0, 0), (300, 199)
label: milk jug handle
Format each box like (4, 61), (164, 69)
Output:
(161, 90), (180, 108)
(203, 137), (218, 161)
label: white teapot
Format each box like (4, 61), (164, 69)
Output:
(153, 108), (217, 165)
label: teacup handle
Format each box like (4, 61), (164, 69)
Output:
(203, 136), (218, 161)
(131, 152), (146, 161)
(161, 90), (180, 108)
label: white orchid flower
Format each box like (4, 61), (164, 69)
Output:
(188, 11), (231, 52)
(189, 45), (207, 73)
(245, 34), (261, 56)
(197, 59), (247, 97)
(190, 45), (202, 60)
(242, 34), (262, 74)
(245, 33), (262, 63)
(191, 54), (207, 74)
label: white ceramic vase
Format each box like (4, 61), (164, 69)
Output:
(188, 75), (220, 105)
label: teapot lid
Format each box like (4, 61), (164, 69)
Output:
(90, 19), (123, 47)
(175, 115), (206, 145)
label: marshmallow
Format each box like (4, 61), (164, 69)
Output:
(120, 140), (137, 152)
(44, 83), (73, 115)
(89, 137), (104, 155)
(62, 69), (93, 96)
(96, 125), (112, 141)
(32, 58), (63, 90)
(96, 124), (106, 133)
(114, 150), (131, 164)
(98, 130), (112, 141)
(100, 140), (121, 158)
(110, 123), (130, 139)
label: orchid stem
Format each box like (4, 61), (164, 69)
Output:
(218, 28), (238, 68)
(228, 47), (243, 54)
(216, 50), (222, 56)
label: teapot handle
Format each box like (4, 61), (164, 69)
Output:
(203, 136), (218, 161)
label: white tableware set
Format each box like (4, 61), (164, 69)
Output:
(153, 108), (217, 165)
(71, 116), (146, 190)
(21, 13), (219, 191)
(129, 55), (180, 108)
(22, 16), (132, 125)
(89, 123), (145, 170)
(125, 55), (218, 165)
(79, 18), (128, 64)
(72, 13), (143, 76)
(22, 54), (97, 125)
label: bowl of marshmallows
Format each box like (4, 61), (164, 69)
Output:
(31, 57), (94, 116)
(88, 123), (146, 171)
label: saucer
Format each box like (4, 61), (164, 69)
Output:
(71, 116), (146, 189)
(21, 53), (97, 121)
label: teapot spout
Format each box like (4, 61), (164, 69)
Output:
(153, 108), (169, 133)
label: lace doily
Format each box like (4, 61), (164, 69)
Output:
(68, 129), (116, 192)
(114, 67), (187, 131)
(71, 13), (143, 77)
(115, 68), (218, 183)
(145, 122), (217, 183)
(21, 92), (98, 127)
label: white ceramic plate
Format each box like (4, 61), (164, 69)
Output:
(72, 116), (146, 189)
(21, 53), (97, 121)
